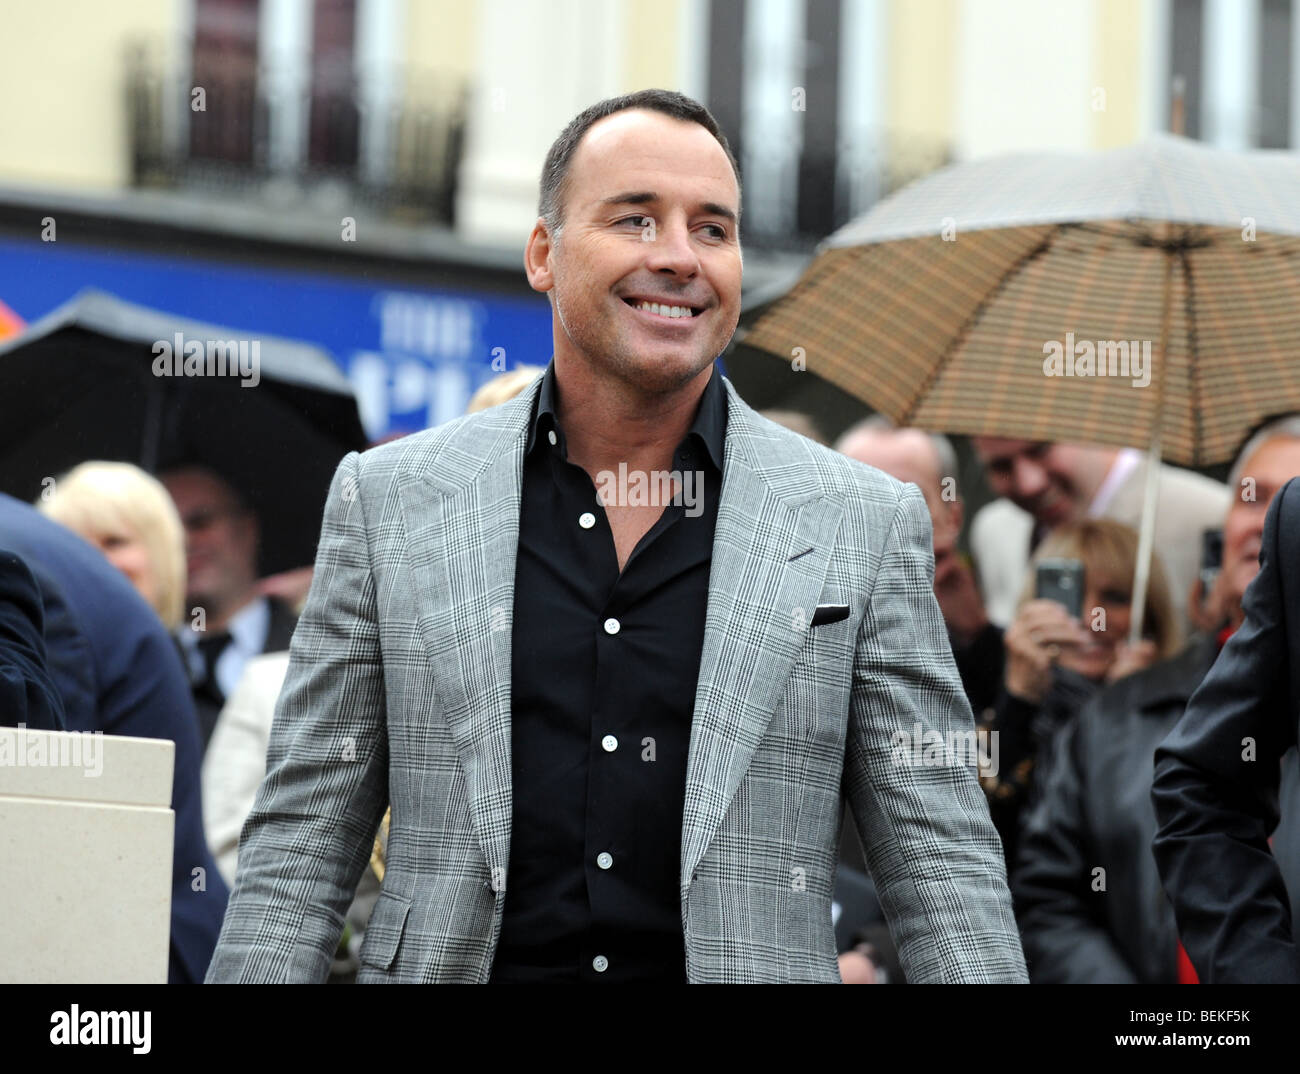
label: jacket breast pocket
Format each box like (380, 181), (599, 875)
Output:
(772, 647), (852, 753)
(359, 889), (412, 974)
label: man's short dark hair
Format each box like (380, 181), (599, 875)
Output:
(537, 89), (741, 236)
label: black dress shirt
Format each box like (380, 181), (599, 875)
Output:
(489, 360), (726, 983)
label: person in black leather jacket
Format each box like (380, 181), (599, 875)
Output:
(1153, 423), (1300, 983)
(983, 519), (1180, 869)
(1015, 423), (1300, 982)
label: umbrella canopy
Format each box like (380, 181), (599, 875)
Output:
(742, 133), (1300, 469)
(743, 134), (1300, 641)
(0, 289), (367, 575)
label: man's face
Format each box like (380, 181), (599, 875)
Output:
(1221, 437), (1300, 606)
(840, 429), (961, 583)
(526, 109), (743, 395)
(161, 467), (258, 608)
(973, 438), (1100, 529)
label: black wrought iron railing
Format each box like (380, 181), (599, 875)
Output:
(126, 42), (468, 226)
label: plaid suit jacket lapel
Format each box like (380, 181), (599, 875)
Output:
(680, 385), (845, 893)
(393, 379), (843, 907)
(397, 384), (538, 888)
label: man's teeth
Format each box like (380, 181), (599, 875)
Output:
(635, 301), (694, 318)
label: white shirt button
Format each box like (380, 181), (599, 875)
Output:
(603, 617), (621, 635)
(592, 955), (609, 973)
(597, 852), (613, 870)
(579, 512), (596, 529)
(547, 430), (557, 446)
(601, 734), (618, 752)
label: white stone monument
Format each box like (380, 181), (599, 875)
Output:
(0, 727), (173, 982)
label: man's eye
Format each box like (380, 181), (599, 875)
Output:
(700, 223), (728, 240)
(621, 215), (653, 229)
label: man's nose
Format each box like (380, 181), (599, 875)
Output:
(1013, 458), (1049, 498)
(644, 219), (700, 277)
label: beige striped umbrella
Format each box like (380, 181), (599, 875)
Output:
(742, 134), (1300, 638)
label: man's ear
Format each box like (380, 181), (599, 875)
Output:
(524, 218), (555, 294)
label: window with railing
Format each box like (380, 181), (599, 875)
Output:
(704, 0), (950, 252)
(126, 0), (467, 225)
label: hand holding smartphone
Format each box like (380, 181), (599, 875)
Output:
(1035, 558), (1085, 619)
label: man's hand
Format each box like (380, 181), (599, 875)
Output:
(257, 566), (314, 610)
(1003, 599), (1089, 703)
(838, 946), (885, 984)
(1187, 571), (1233, 634)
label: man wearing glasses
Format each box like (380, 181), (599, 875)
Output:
(162, 465), (298, 752)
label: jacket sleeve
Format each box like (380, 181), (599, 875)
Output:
(1151, 478), (1300, 983)
(844, 483), (1027, 982)
(206, 452), (390, 982)
(1013, 710), (1138, 982)
(0, 549), (67, 731)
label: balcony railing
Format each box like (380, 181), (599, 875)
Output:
(126, 41), (468, 227)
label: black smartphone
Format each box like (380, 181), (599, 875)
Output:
(1200, 528), (1224, 597)
(1035, 558), (1085, 619)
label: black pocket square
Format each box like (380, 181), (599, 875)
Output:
(810, 603), (850, 626)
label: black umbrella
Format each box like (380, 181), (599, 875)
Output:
(0, 289), (368, 575)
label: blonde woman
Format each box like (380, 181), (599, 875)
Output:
(38, 461), (187, 630)
(466, 365), (544, 413)
(983, 518), (1180, 868)
(1008, 519), (1182, 697)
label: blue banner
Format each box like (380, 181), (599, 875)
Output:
(0, 236), (553, 440)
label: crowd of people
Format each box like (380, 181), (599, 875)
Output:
(3, 89), (1296, 985)
(4, 367), (1293, 982)
(824, 413), (1300, 982)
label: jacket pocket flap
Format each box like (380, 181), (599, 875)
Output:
(359, 890), (412, 971)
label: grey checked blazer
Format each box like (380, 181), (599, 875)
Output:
(206, 377), (1027, 983)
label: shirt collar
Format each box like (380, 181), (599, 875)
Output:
(1088, 447), (1143, 517)
(226, 595), (271, 654)
(526, 359), (727, 471)
(179, 595), (269, 652)
(176, 595), (269, 687)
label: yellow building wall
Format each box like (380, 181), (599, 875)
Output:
(886, 0), (957, 146)
(404, 0), (478, 82)
(622, 0), (682, 92)
(1092, 0), (1144, 147)
(0, 0), (179, 190)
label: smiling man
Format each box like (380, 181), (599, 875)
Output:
(207, 90), (1025, 984)
(969, 438), (1228, 632)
